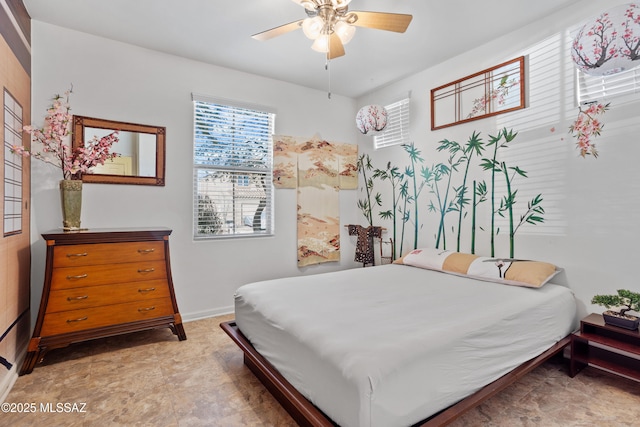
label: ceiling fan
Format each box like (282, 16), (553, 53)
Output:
(252, 0), (413, 60)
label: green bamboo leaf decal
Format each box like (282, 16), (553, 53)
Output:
(511, 166), (527, 178)
(379, 210), (393, 219)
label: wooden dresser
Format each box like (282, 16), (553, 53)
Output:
(20, 228), (186, 375)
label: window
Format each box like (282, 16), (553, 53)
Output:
(430, 57), (525, 130)
(4, 89), (23, 236)
(193, 95), (275, 238)
(577, 67), (640, 105)
(373, 98), (410, 149)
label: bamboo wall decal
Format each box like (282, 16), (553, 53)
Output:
(429, 162), (455, 249)
(357, 154), (380, 227)
(436, 132), (485, 251)
(402, 143), (425, 250)
(398, 180), (410, 257)
(358, 127), (543, 259)
(374, 162), (405, 260)
(471, 180), (487, 254)
(480, 128), (517, 256)
(472, 180), (477, 254)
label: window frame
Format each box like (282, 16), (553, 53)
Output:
(192, 94), (276, 240)
(373, 97), (411, 150)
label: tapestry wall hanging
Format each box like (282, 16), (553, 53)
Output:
(273, 135), (358, 267)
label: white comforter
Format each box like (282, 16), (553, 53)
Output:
(235, 264), (576, 427)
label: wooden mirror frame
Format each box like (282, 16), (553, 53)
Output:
(72, 115), (166, 186)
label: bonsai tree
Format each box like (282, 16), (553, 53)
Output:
(591, 289), (640, 318)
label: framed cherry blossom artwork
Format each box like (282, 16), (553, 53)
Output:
(431, 56), (526, 130)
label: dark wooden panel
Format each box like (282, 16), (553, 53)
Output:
(0, 0), (30, 75)
(43, 227), (172, 245)
(5, 0), (30, 43)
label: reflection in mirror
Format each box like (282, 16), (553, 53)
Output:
(72, 116), (165, 186)
(86, 129), (156, 177)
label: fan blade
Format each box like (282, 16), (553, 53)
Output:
(328, 32), (345, 60)
(350, 11), (413, 33)
(252, 19), (303, 41)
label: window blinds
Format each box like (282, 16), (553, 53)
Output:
(374, 98), (411, 149)
(193, 98), (275, 238)
(577, 68), (640, 104)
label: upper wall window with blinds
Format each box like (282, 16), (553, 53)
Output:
(193, 95), (275, 239)
(373, 98), (410, 149)
(576, 64), (640, 105)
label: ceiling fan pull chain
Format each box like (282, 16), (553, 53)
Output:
(326, 58), (331, 99)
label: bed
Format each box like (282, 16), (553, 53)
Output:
(222, 262), (577, 427)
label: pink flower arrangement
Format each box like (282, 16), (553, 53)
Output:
(568, 101), (610, 158)
(11, 87), (119, 180)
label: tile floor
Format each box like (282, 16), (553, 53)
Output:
(2, 314), (640, 426)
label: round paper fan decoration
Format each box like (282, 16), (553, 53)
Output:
(356, 105), (388, 135)
(572, 3), (640, 76)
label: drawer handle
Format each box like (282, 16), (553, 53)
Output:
(138, 248), (156, 254)
(66, 316), (88, 323)
(66, 252), (88, 258)
(67, 295), (89, 301)
(138, 287), (156, 293)
(137, 268), (155, 273)
(138, 306), (156, 312)
(66, 273), (88, 280)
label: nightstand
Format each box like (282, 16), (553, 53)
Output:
(570, 313), (640, 381)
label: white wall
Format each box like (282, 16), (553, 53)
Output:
(357, 0), (640, 319)
(30, 22), (361, 323)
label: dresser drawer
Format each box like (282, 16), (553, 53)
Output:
(40, 297), (174, 336)
(46, 279), (171, 313)
(50, 260), (167, 290)
(53, 241), (165, 268)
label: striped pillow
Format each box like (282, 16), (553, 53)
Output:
(399, 248), (560, 288)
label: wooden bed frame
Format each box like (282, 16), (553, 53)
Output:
(221, 320), (570, 427)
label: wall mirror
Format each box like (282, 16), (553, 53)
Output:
(431, 56), (526, 130)
(72, 115), (166, 186)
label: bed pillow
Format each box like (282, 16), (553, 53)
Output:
(400, 248), (560, 288)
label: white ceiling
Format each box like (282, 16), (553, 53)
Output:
(22, 0), (581, 98)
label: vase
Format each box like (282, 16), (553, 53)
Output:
(603, 310), (640, 330)
(60, 179), (82, 230)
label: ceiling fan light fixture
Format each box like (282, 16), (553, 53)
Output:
(334, 20), (355, 44)
(331, 0), (352, 8)
(302, 16), (324, 39)
(311, 34), (330, 53)
(254, 2), (412, 61)
(295, 0), (316, 11)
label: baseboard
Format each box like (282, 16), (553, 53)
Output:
(0, 346), (26, 403)
(182, 306), (234, 323)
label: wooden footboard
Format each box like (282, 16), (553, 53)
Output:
(220, 320), (570, 427)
